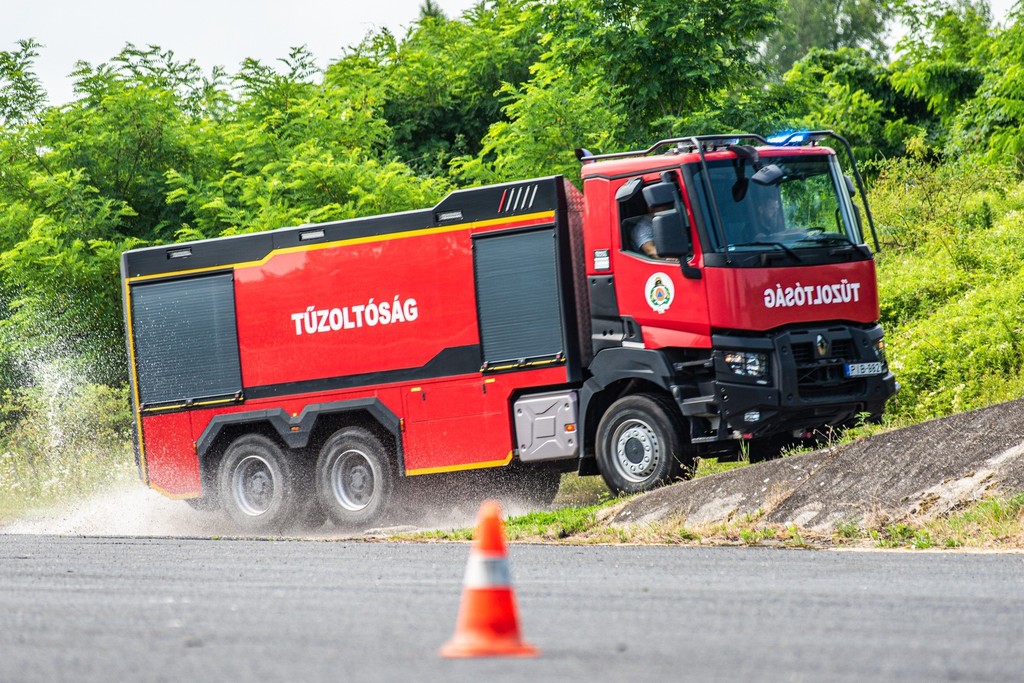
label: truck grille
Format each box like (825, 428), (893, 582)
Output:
(797, 374), (866, 399)
(791, 339), (855, 363)
(791, 339), (863, 400)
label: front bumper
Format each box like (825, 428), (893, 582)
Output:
(679, 324), (897, 441)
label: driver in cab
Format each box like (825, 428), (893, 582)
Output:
(630, 200), (674, 258)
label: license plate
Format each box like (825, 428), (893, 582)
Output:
(844, 362), (883, 377)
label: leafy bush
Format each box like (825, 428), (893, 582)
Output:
(870, 154), (1024, 423)
(0, 376), (134, 517)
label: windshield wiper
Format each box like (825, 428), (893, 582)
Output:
(796, 232), (874, 258)
(729, 241), (802, 262)
(797, 233), (855, 246)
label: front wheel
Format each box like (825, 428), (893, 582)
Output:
(316, 427), (395, 529)
(596, 394), (693, 495)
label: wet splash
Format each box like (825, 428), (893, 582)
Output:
(2, 484), (227, 537)
(0, 480), (543, 538)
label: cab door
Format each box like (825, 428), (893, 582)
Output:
(611, 171), (711, 350)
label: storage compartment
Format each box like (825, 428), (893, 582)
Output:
(514, 390), (578, 462)
(473, 227), (565, 367)
(130, 273), (242, 408)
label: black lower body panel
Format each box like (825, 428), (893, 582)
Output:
(681, 323), (897, 442)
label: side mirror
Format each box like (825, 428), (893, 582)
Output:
(844, 174), (857, 197)
(752, 164), (784, 186)
(652, 209), (691, 259)
(642, 182), (677, 206)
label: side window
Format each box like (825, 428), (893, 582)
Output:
(617, 175), (683, 259)
(616, 177), (652, 257)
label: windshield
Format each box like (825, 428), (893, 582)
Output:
(693, 154), (862, 253)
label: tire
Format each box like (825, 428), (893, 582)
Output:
(316, 427), (395, 529)
(218, 434), (298, 532)
(595, 393), (694, 495)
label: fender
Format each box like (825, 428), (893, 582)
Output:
(579, 347), (678, 456)
(196, 397), (405, 473)
(583, 347), (677, 394)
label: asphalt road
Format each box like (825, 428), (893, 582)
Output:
(0, 535), (1021, 683)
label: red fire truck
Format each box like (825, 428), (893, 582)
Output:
(121, 131), (896, 530)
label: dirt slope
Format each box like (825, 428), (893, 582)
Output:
(606, 398), (1024, 531)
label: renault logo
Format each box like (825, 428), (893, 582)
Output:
(815, 334), (829, 358)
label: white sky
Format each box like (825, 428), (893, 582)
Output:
(2, 0), (482, 105)
(3, 0), (1019, 106)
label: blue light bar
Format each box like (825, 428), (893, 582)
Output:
(767, 131), (808, 145)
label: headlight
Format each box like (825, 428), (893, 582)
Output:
(723, 351), (768, 378)
(874, 339), (887, 364)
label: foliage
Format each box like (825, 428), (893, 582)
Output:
(453, 61), (625, 183)
(0, 379), (134, 519)
(762, 0), (895, 76)
(0, 38), (46, 126)
(890, 0), (992, 151)
(779, 48), (928, 159)
(329, 0), (540, 172)
(951, 3), (1024, 168)
(870, 154), (1024, 422)
(526, 0), (780, 142)
(891, 1), (990, 117)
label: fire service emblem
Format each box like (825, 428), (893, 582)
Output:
(645, 273), (675, 314)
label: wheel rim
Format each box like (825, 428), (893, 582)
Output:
(613, 419), (660, 483)
(329, 449), (376, 512)
(232, 454), (276, 517)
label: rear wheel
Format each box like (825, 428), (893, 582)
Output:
(316, 427), (395, 529)
(218, 434), (298, 532)
(596, 394), (693, 495)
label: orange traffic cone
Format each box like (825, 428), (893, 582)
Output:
(440, 500), (539, 658)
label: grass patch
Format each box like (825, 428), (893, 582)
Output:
(408, 491), (1024, 550)
(505, 505), (603, 540)
(921, 493), (1024, 548)
(550, 457), (757, 510)
(823, 494), (1024, 549)
(693, 457), (748, 478)
(871, 523), (935, 549)
(552, 472), (612, 507)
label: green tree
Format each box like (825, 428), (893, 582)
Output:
(531, 0), (780, 138)
(328, 0), (539, 172)
(781, 47), (927, 159)
(0, 39), (46, 126)
(168, 47), (446, 236)
(947, 3), (1024, 167)
(0, 41), (449, 388)
(889, 0), (991, 150)
(459, 0), (782, 179)
(762, 0), (895, 76)
(453, 62), (625, 183)
(419, 0), (448, 20)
